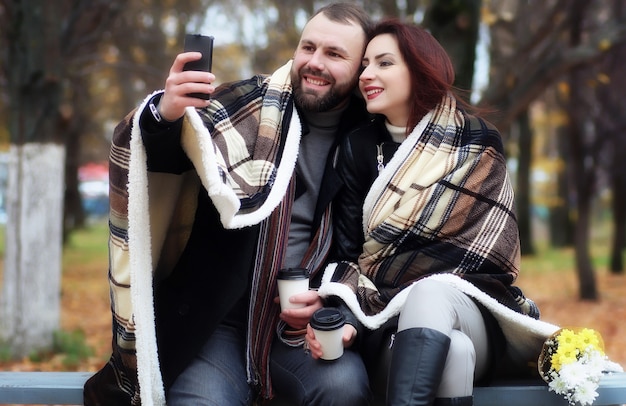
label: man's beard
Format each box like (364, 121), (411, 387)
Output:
(291, 68), (358, 112)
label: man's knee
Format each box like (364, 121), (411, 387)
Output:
(305, 353), (371, 405)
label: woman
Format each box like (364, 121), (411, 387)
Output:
(308, 19), (560, 405)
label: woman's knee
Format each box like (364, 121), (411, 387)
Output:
(398, 279), (459, 332)
(407, 278), (448, 301)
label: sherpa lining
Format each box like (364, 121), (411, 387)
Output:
(126, 62), (301, 403)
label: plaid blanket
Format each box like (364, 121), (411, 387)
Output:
(87, 61), (306, 405)
(318, 94), (560, 367)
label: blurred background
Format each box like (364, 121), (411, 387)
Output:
(0, 0), (625, 373)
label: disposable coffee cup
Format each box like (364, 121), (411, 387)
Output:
(277, 268), (310, 311)
(310, 307), (345, 361)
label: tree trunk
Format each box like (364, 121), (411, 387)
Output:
(606, 3), (626, 274)
(573, 187), (597, 300)
(609, 152), (626, 273)
(63, 121), (85, 240)
(61, 82), (88, 240)
(0, 0), (65, 357)
(424, 0), (481, 96)
(0, 144), (65, 357)
(516, 109), (534, 255)
(568, 103), (597, 300)
(549, 122), (574, 247)
(568, 0), (598, 300)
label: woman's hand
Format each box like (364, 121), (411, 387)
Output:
(305, 324), (357, 359)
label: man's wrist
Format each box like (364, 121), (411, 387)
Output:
(143, 94), (180, 128)
(149, 100), (163, 123)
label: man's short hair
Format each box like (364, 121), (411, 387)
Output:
(311, 2), (373, 39)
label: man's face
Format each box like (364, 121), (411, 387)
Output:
(291, 13), (365, 112)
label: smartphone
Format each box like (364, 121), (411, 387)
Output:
(183, 34), (214, 99)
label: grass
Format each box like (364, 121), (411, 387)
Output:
(0, 218), (109, 275)
(521, 209), (616, 277)
(62, 220), (109, 268)
(521, 244), (611, 276)
(51, 329), (95, 369)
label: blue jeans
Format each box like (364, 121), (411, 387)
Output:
(270, 333), (371, 405)
(167, 323), (371, 405)
(167, 324), (253, 405)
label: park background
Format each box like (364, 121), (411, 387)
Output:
(1, 0), (625, 375)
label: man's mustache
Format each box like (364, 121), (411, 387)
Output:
(297, 68), (334, 84)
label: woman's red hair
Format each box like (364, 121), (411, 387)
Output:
(369, 19), (460, 132)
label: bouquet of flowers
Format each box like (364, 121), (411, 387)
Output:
(538, 328), (623, 406)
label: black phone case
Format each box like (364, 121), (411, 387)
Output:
(183, 34), (214, 99)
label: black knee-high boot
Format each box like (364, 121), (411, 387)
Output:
(386, 328), (451, 406)
(434, 396), (473, 405)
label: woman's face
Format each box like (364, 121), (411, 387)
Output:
(359, 33), (411, 128)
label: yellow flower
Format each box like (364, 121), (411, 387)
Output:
(550, 328), (605, 372)
(552, 349), (575, 371)
(557, 329), (576, 347)
(539, 328), (623, 406)
(579, 328), (603, 353)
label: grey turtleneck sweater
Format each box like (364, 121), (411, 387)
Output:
(283, 106), (347, 268)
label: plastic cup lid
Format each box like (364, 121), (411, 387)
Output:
(310, 307), (345, 331)
(277, 267), (309, 280)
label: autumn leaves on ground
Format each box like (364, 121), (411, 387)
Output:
(1, 220), (626, 375)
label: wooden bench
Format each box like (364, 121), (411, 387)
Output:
(1, 371), (625, 405)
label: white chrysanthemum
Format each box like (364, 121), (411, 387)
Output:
(603, 359), (625, 373)
(570, 380), (599, 406)
(548, 357), (604, 406)
(559, 362), (589, 387)
(547, 375), (569, 394)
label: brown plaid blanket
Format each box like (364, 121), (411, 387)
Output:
(88, 61), (303, 404)
(318, 94), (560, 367)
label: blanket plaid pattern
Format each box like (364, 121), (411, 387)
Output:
(317, 94), (561, 370)
(320, 94), (524, 324)
(86, 61), (310, 404)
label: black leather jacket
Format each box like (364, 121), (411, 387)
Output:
(332, 116), (400, 263)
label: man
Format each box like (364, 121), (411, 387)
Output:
(84, 3), (373, 405)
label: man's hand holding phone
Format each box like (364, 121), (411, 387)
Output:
(182, 34), (214, 99)
(155, 34), (215, 122)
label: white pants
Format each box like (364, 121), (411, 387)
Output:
(397, 278), (490, 398)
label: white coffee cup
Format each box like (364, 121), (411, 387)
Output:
(277, 268), (310, 311)
(310, 307), (345, 361)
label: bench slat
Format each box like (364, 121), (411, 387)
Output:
(0, 371), (91, 404)
(0, 371), (625, 405)
(474, 372), (626, 405)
